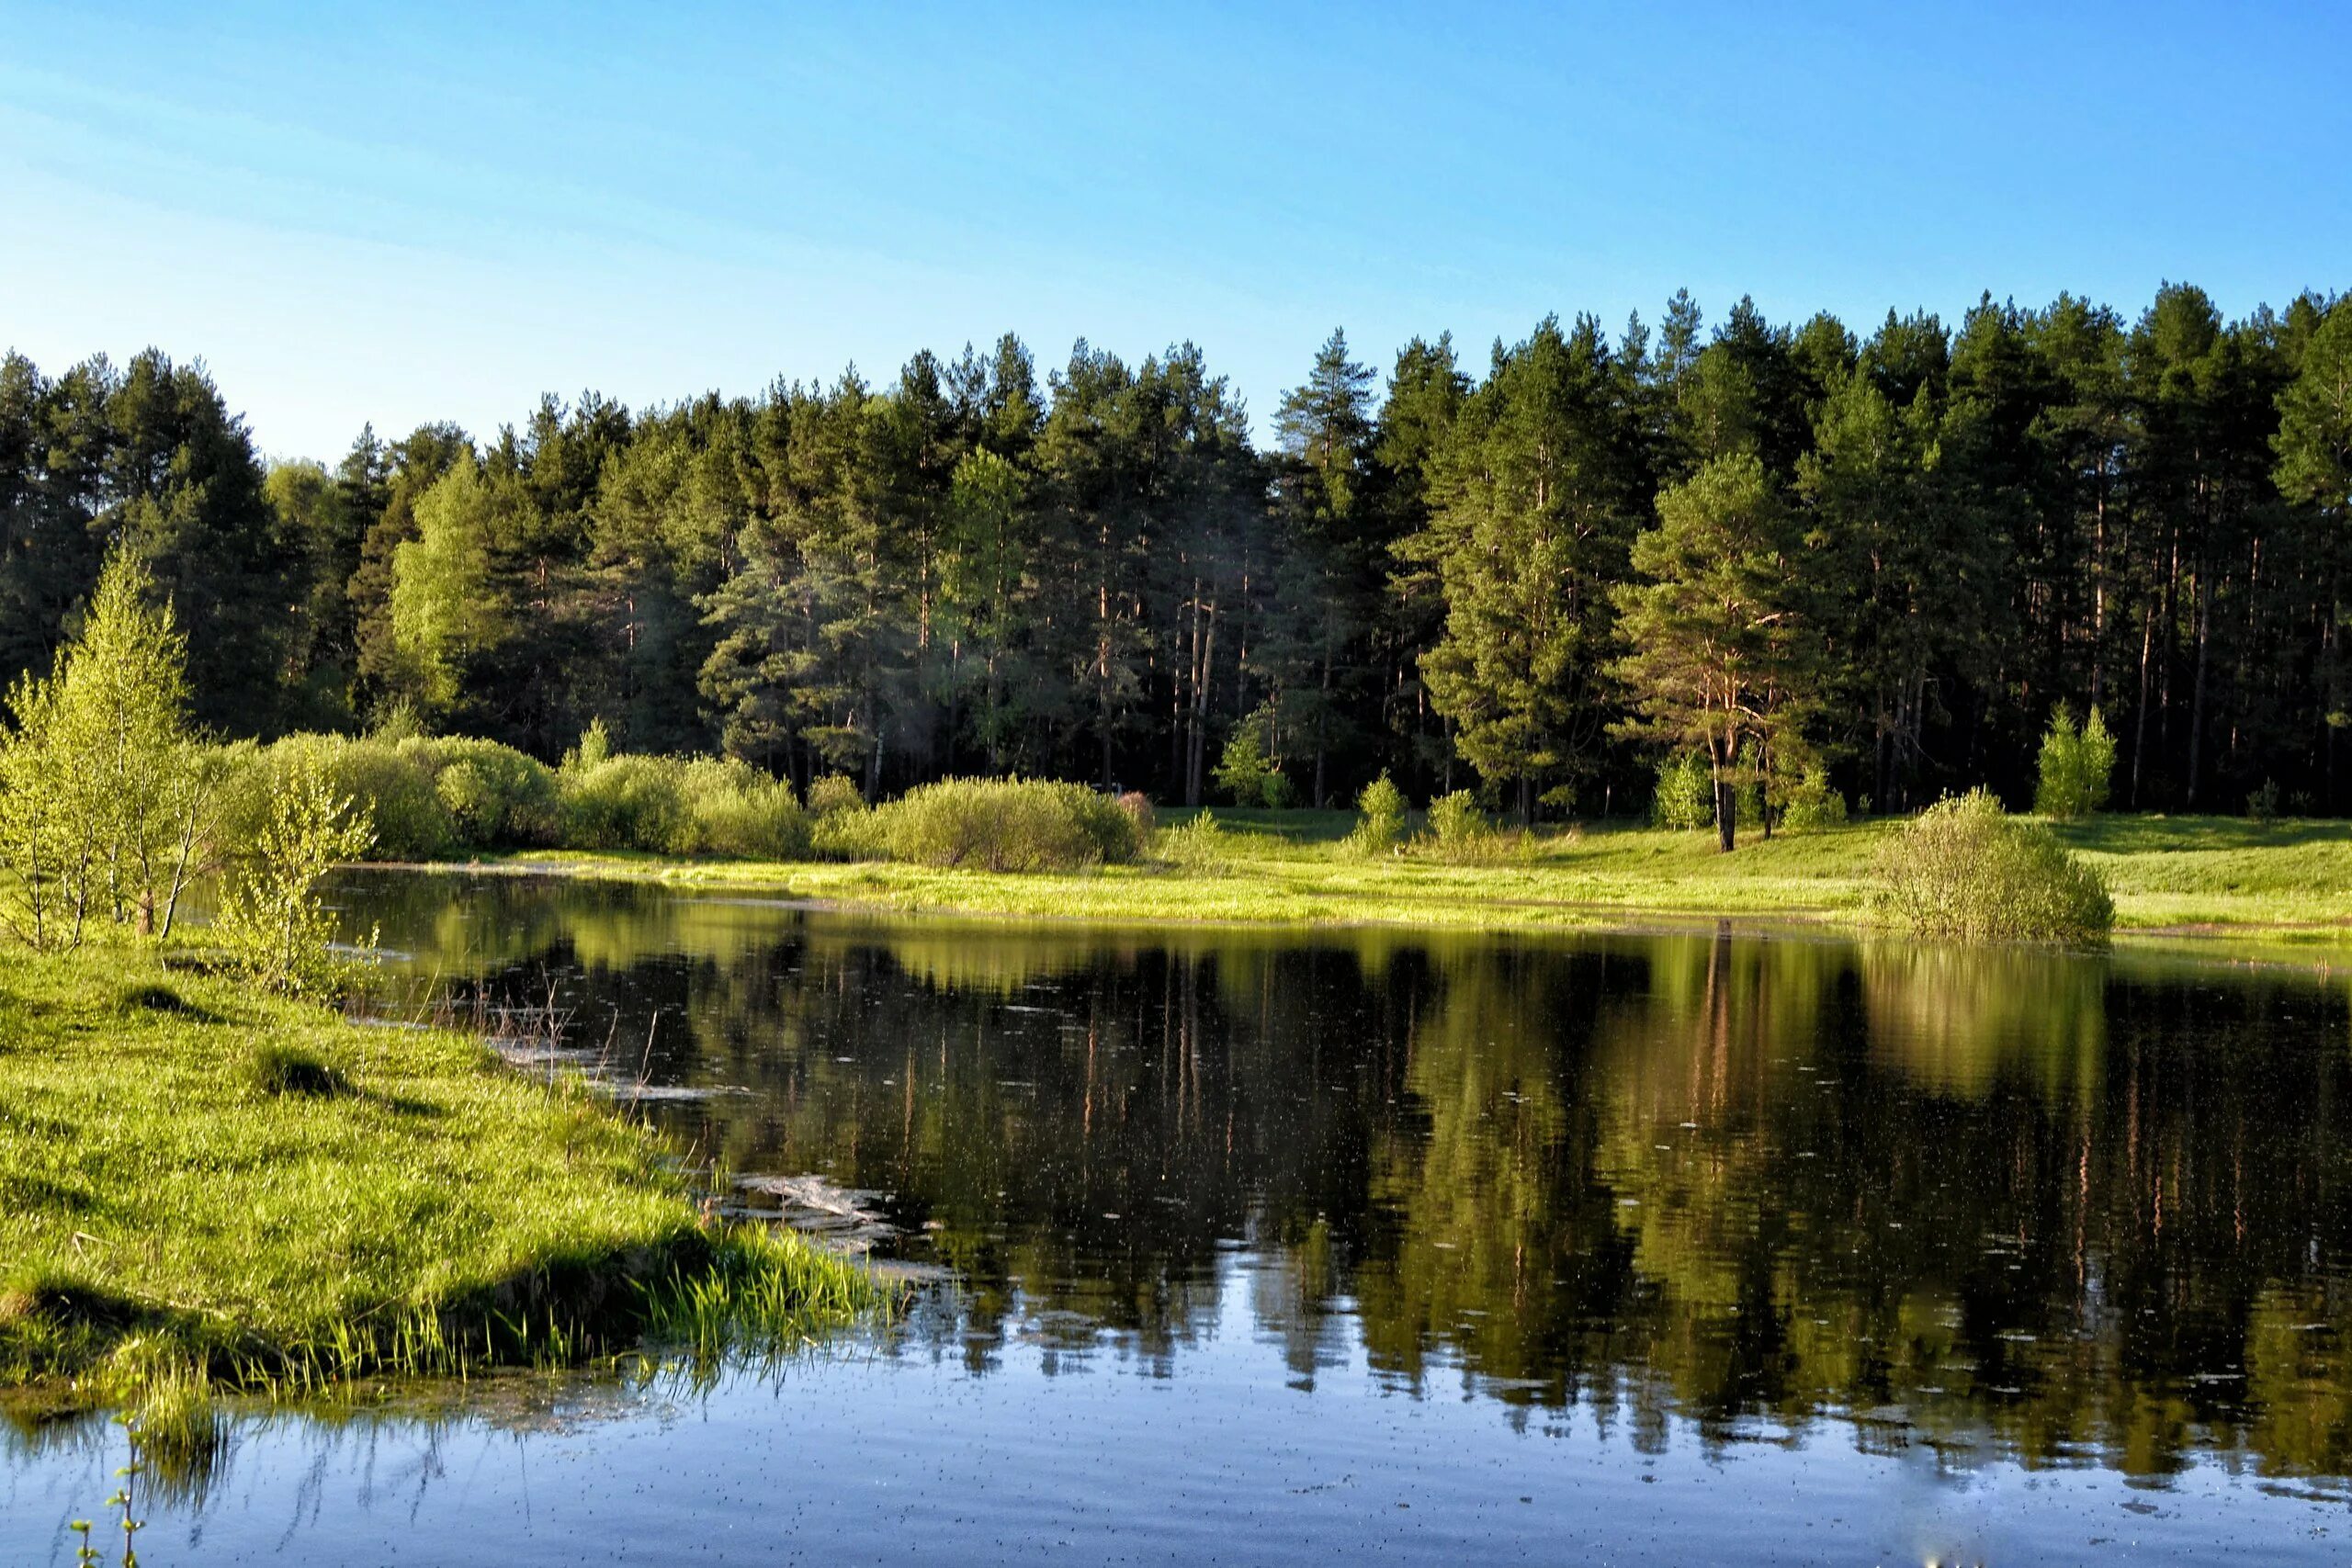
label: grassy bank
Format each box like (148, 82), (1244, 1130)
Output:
(423, 811), (2352, 942)
(0, 948), (882, 1410)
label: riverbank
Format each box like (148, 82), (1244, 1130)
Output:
(0, 948), (882, 1411)
(405, 812), (2352, 942)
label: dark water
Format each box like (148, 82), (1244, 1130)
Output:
(11, 874), (2352, 1563)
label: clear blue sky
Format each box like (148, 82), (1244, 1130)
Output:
(4, 1), (2346, 461)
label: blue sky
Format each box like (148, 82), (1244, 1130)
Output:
(4, 1), (2346, 461)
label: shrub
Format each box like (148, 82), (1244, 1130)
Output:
(1652, 751), (1713, 830)
(1158, 811), (1229, 869)
(1213, 707), (1292, 808)
(1348, 773), (1407, 856)
(225, 735), (457, 861)
(214, 758), (379, 996)
(1115, 792), (1156, 847)
(806, 773), (865, 820)
(1778, 766), (1849, 831)
(2033, 704), (2114, 820)
(559, 755), (689, 852)
(1872, 789), (2113, 942)
(673, 758), (808, 858)
(2247, 777), (2283, 824)
(868, 778), (1142, 872)
(1421, 789), (1498, 861)
(406, 736), (561, 847)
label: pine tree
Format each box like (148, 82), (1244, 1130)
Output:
(1610, 454), (1815, 852)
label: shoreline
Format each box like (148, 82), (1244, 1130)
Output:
(340, 809), (2352, 952)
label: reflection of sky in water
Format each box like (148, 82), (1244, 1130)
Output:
(10, 1258), (2346, 1566)
(13, 872), (2352, 1562)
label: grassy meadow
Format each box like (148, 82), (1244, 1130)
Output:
(0, 947), (883, 1414)
(441, 809), (2352, 942)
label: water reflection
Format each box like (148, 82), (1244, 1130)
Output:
(343, 872), (2352, 1484)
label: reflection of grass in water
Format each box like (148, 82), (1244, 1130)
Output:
(0, 948), (888, 1417)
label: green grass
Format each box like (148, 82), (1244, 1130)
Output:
(428, 810), (2352, 942)
(0, 947), (885, 1410)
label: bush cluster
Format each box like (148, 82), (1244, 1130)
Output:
(1652, 752), (1713, 830)
(863, 777), (1144, 871)
(1872, 789), (2113, 942)
(225, 732), (810, 861)
(2033, 705), (2115, 820)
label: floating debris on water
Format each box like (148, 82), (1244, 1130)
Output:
(733, 1173), (902, 1255)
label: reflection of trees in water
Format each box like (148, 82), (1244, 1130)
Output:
(361, 874), (2352, 1481)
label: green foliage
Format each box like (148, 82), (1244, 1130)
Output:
(0, 550), (220, 950)
(558, 755), (689, 852)
(2247, 777), (2284, 824)
(1155, 810), (1230, 869)
(1651, 752), (1713, 830)
(1347, 772), (1407, 856)
(563, 717), (613, 773)
(213, 759), (377, 997)
(2033, 705), (2115, 820)
(1419, 788), (1515, 863)
(1610, 453), (1815, 852)
(1214, 707), (1291, 808)
(1872, 790), (2113, 942)
(806, 773), (865, 819)
(1778, 765), (1849, 831)
(865, 778), (1142, 872)
(389, 453), (510, 715)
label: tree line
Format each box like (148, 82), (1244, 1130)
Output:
(6, 280), (2350, 823)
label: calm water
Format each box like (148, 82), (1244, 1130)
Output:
(11, 873), (2352, 1563)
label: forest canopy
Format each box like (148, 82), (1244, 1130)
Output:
(6, 281), (2349, 818)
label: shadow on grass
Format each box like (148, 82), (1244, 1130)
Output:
(2054, 815), (2352, 855)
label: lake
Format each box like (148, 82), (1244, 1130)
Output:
(10, 870), (2352, 1563)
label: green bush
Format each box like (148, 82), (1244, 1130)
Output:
(673, 758), (808, 858)
(405, 736), (560, 847)
(1652, 751), (1713, 830)
(559, 755), (688, 852)
(2247, 777), (2283, 824)
(1157, 811), (1229, 869)
(806, 773), (865, 820)
(1214, 707), (1292, 808)
(867, 778), (1142, 872)
(1348, 773), (1407, 856)
(1872, 789), (2113, 942)
(1778, 765), (1849, 831)
(2033, 704), (2114, 820)
(898, 777), (1142, 871)
(1421, 789), (1494, 859)
(226, 735), (457, 861)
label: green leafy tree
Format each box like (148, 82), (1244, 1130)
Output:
(2034, 704), (2115, 819)
(390, 453), (512, 716)
(1611, 454), (1815, 852)
(215, 760), (376, 997)
(0, 550), (220, 948)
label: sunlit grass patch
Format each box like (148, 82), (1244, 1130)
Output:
(0, 949), (887, 1407)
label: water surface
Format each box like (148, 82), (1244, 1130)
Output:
(11, 873), (2352, 1563)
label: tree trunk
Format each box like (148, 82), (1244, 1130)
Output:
(2187, 567), (2213, 808)
(1712, 735), (1736, 853)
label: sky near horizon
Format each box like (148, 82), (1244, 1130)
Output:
(4, 2), (2346, 463)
